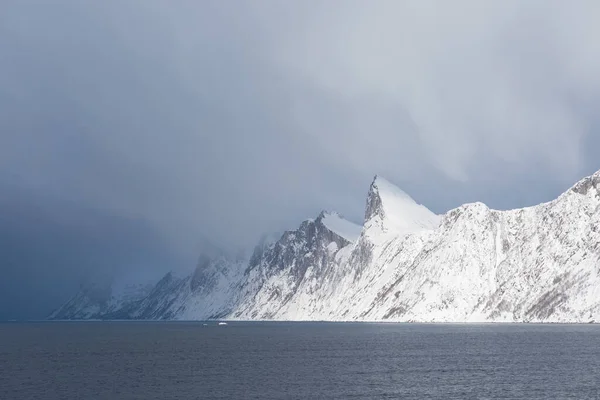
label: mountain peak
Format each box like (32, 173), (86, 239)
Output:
(570, 169), (600, 196)
(365, 175), (440, 234)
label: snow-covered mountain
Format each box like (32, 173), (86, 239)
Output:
(50, 170), (600, 323)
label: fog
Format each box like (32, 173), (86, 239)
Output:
(1, 0), (599, 319)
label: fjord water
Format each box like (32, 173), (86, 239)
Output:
(1, 322), (599, 399)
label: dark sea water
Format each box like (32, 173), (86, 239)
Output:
(1, 322), (600, 399)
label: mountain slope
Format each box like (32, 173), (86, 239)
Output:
(50, 170), (600, 323)
(49, 274), (156, 320)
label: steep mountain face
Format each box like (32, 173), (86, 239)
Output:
(51, 170), (600, 323)
(231, 211), (358, 319)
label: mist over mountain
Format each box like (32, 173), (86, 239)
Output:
(2, 1), (600, 319)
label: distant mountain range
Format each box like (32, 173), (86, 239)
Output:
(50, 170), (600, 323)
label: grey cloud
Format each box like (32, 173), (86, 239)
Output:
(1, 1), (599, 318)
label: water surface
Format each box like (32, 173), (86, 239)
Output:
(1, 322), (599, 399)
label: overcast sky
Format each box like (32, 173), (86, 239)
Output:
(2, 0), (600, 319)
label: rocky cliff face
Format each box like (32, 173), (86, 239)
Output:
(51, 170), (600, 323)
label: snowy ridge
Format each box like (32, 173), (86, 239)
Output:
(51, 170), (600, 323)
(320, 211), (361, 242)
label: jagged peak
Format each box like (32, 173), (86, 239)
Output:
(365, 176), (417, 221)
(569, 169), (600, 196)
(364, 175), (440, 234)
(249, 211), (362, 263)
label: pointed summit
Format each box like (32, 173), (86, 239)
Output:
(365, 175), (440, 234)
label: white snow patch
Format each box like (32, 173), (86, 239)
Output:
(321, 212), (362, 242)
(326, 241), (339, 254)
